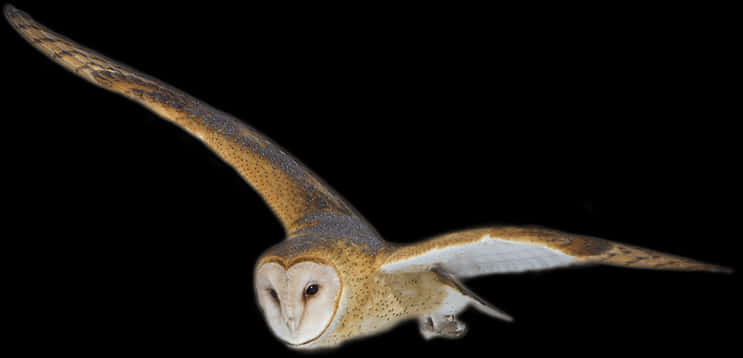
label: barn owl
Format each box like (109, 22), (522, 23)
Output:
(5, 5), (731, 350)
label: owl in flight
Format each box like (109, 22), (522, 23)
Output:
(5, 5), (731, 350)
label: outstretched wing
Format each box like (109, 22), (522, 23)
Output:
(5, 5), (373, 237)
(382, 226), (731, 277)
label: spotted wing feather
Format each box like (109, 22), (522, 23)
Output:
(4, 5), (372, 236)
(382, 226), (731, 277)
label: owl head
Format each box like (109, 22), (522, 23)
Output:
(253, 237), (381, 349)
(254, 256), (343, 348)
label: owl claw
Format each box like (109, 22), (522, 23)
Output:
(419, 315), (468, 340)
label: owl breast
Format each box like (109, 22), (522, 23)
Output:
(324, 270), (451, 345)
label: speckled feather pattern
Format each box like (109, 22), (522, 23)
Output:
(257, 240), (452, 347)
(3, 5), (376, 239)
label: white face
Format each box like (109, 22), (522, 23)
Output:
(255, 261), (341, 347)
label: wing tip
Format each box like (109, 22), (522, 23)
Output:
(3, 3), (24, 22)
(704, 264), (734, 274)
(4, 4), (33, 33)
(653, 259), (733, 274)
(4, 3), (18, 21)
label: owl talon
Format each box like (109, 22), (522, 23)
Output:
(419, 315), (468, 340)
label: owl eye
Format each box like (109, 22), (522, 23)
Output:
(268, 288), (279, 302)
(305, 284), (319, 296)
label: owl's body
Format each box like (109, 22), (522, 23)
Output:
(259, 235), (475, 348)
(256, 223), (729, 349)
(5, 5), (731, 351)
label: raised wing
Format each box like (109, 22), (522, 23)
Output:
(5, 5), (373, 237)
(382, 226), (731, 277)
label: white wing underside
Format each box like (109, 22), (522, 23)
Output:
(382, 235), (580, 278)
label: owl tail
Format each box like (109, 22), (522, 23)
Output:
(433, 267), (514, 322)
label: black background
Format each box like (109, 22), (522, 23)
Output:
(3, 1), (739, 356)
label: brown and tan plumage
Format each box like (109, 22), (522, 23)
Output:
(3, 4), (367, 238)
(5, 5), (731, 350)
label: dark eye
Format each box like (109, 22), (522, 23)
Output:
(268, 288), (279, 301)
(305, 284), (319, 296)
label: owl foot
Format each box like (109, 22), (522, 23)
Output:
(419, 315), (467, 340)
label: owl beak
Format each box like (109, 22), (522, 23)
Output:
(282, 303), (303, 337)
(286, 317), (299, 336)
